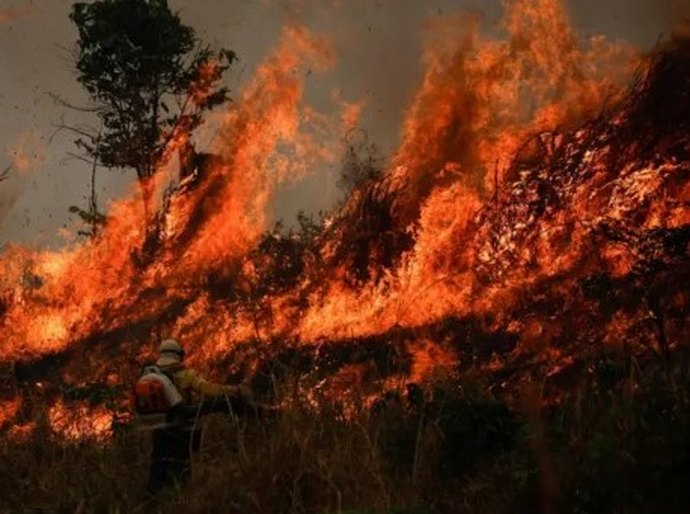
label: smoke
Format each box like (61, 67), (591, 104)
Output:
(6, 130), (47, 173)
(253, 0), (504, 226)
(0, 168), (20, 229)
(0, 10), (20, 24)
(665, 0), (690, 19)
(665, 0), (690, 41)
(0, 0), (674, 246)
(0, 8), (32, 25)
(0, 130), (45, 230)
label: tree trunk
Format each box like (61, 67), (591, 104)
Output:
(89, 153), (100, 238)
(138, 174), (155, 231)
(179, 137), (196, 181)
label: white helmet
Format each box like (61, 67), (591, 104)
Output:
(156, 338), (185, 367)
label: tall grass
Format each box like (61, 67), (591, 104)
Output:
(2, 352), (690, 513)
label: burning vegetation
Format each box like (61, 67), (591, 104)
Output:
(0, 0), (689, 511)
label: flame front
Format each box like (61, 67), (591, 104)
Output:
(1, 0), (689, 439)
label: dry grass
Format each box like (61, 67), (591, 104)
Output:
(3, 355), (690, 514)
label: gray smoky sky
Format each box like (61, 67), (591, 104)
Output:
(0, 0), (682, 248)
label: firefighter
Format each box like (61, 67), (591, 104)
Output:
(146, 338), (253, 495)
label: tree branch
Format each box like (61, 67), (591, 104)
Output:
(0, 165), (10, 182)
(46, 92), (101, 113)
(49, 120), (99, 144)
(62, 151), (99, 166)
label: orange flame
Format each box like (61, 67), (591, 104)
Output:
(0, 1), (688, 439)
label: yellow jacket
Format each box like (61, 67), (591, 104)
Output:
(160, 363), (246, 404)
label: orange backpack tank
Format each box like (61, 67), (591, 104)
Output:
(131, 365), (184, 414)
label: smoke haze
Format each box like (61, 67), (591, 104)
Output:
(0, 0), (673, 247)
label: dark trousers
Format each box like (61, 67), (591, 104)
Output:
(147, 427), (201, 495)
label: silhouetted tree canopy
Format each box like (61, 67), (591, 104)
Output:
(69, 0), (235, 212)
